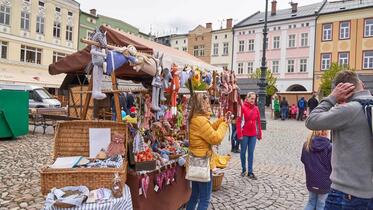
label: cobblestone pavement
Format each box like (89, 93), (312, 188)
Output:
(209, 114), (309, 210)
(0, 112), (309, 210)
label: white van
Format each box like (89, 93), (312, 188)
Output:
(0, 84), (61, 108)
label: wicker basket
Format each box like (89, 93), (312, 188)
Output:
(41, 120), (128, 195)
(212, 172), (224, 191)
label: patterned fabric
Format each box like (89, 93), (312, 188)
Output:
(44, 185), (133, 210)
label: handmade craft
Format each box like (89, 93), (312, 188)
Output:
(142, 94), (154, 129)
(160, 68), (172, 101)
(169, 64), (180, 115)
(106, 132), (125, 157)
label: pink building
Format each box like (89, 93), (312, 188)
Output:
(233, 1), (325, 92)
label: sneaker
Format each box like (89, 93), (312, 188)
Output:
(241, 172), (246, 177)
(235, 149), (241, 153)
(248, 173), (257, 180)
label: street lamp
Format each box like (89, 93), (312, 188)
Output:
(258, 0), (269, 130)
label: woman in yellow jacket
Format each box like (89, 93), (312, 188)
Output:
(186, 92), (229, 210)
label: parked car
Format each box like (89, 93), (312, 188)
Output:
(0, 84), (61, 108)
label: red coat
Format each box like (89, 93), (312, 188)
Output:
(236, 102), (262, 140)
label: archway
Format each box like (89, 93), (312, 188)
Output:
(286, 84), (307, 92)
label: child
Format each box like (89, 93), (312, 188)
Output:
(290, 104), (297, 119)
(301, 130), (332, 210)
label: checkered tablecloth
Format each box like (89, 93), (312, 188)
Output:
(44, 185), (133, 210)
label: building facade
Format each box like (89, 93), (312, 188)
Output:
(233, 1), (324, 92)
(314, 0), (373, 92)
(79, 9), (141, 50)
(188, 23), (212, 64)
(169, 34), (188, 52)
(0, 0), (80, 88)
(211, 19), (233, 69)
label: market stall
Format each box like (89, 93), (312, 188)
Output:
(43, 25), (228, 210)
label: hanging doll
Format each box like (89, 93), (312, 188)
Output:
(90, 27), (108, 100)
(106, 45), (138, 75)
(179, 66), (191, 88)
(220, 67), (233, 114)
(169, 64), (180, 116)
(151, 54), (164, 111)
(160, 68), (172, 101)
(142, 94), (154, 130)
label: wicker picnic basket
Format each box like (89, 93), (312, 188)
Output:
(40, 120), (128, 195)
(212, 172), (224, 191)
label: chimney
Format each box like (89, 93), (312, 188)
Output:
(290, 2), (298, 13)
(90, 9), (97, 16)
(206, 23), (212, 29)
(226, 18), (233, 29)
(271, 1), (277, 16)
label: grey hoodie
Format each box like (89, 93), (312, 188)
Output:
(306, 90), (373, 198)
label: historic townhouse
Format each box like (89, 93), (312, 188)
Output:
(0, 0), (79, 88)
(210, 19), (233, 69)
(314, 0), (373, 92)
(233, 1), (324, 92)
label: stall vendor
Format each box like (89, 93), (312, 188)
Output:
(124, 106), (138, 124)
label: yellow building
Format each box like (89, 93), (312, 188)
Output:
(0, 0), (79, 89)
(314, 0), (373, 92)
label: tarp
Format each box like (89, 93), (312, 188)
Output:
(49, 26), (221, 84)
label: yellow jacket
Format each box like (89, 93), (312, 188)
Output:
(189, 116), (228, 169)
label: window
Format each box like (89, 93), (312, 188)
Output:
(300, 59), (307, 72)
(323, 23), (332, 41)
(301, 33), (308, 47)
(199, 45), (204, 56)
(53, 22), (61, 38)
(68, 11), (73, 16)
(182, 47), (187, 52)
(223, 42), (229, 55)
(36, 16), (44, 34)
(273, 36), (280, 49)
(247, 62), (254, 74)
(38, 1), (45, 7)
(0, 41), (7, 59)
(55, 7), (61, 13)
(289, 25), (292, 29)
(338, 52), (349, 67)
(363, 51), (373, 69)
(20, 45), (42, 64)
(321, 53), (332, 70)
(248, 39), (254, 52)
(272, 60), (279, 73)
(0, 5), (10, 25)
(238, 63), (244, 74)
(365, 19), (373, 37)
(183, 39), (186, 44)
(213, 43), (218, 56)
(225, 34), (227, 39)
(287, 60), (295, 72)
(306, 23), (310, 27)
(340, 21), (350, 39)
(52, 52), (66, 63)
(265, 37), (269, 50)
(193, 46), (198, 56)
(215, 36), (217, 40)
(288, 34), (296, 48)
(66, 26), (73, 41)
(176, 40), (178, 44)
(20, 12), (30, 30)
(239, 40), (245, 52)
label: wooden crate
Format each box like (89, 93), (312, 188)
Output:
(40, 120), (128, 195)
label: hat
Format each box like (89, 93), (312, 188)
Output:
(130, 106), (137, 114)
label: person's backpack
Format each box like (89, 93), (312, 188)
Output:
(298, 100), (305, 109)
(352, 99), (373, 135)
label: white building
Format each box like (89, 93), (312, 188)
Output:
(169, 34), (188, 52)
(211, 18), (233, 70)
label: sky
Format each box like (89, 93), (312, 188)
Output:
(77, 0), (321, 36)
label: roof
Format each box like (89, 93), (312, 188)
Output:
(320, 0), (373, 14)
(235, 2), (324, 28)
(237, 78), (259, 94)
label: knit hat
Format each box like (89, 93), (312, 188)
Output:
(130, 106), (137, 114)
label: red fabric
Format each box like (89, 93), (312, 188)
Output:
(236, 102), (262, 140)
(130, 106), (137, 113)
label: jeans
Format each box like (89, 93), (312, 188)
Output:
(240, 136), (257, 174)
(186, 174), (212, 210)
(281, 107), (288, 120)
(231, 124), (239, 151)
(324, 189), (373, 210)
(297, 108), (305, 121)
(304, 191), (328, 210)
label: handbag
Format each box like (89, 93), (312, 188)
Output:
(185, 152), (211, 182)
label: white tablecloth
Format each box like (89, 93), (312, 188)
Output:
(44, 185), (133, 210)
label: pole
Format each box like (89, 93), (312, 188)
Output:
(258, 0), (269, 130)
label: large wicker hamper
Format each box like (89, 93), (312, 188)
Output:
(40, 120), (128, 195)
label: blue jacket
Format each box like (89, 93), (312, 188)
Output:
(301, 136), (332, 194)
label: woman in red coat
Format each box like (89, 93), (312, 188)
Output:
(236, 92), (262, 179)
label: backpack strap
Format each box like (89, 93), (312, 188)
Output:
(352, 99), (373, 135)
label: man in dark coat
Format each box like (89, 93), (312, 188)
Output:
(307, 93), (319, 114)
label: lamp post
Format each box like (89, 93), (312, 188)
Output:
(258, 0), (269, 130)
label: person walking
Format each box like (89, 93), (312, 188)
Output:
(272, 95), (280, 120)
(236, 92), (262, 179)
(280, 97), (289, 120)
(231, 116), (240, 153)
(297, 97), (307, 121)
(307, 93), (319, 114)
(301, 130), (332, 210)
(306, 70), (373, 209)
(186, 92), (229, 210)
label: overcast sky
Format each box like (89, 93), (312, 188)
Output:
(77, 0), (321, 36)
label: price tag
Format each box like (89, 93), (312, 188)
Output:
(154, 185), (159, 192)
(139, 188), (143, 195)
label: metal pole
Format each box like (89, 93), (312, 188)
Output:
(258, 0), (269, 130)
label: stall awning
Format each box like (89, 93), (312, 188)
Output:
(0, 67), (66, 88)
